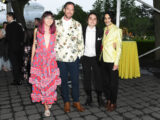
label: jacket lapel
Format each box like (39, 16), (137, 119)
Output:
(103, 25), (116, 43)
(67, 19), (75, 36)
(57, 18), (65, 33)
(83, 26), (87, 46)
(95, 27), (98, 48)
(57, 18), (75, 34)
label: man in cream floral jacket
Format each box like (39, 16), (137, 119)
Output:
(55, 2), (84, 113)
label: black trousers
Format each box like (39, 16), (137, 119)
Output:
(9, 51), (23, 83)
(102, 62), (119, 104)
(82, 56), (103, 94)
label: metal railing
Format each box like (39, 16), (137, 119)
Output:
(139, 46), (160, 58)
(136, 0), (160, 58)
(136, 0), (160, 14)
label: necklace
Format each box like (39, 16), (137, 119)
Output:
(105, 29), (109, 35)
(105, 24), (113, 35)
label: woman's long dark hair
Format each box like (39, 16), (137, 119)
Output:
(104, 11), (116, 24)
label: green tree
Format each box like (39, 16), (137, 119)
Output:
(55, 4), (87, 26)
(121, 4), (153, 36)
(91, 0), (154, 36)
(0, 0), (29, 27)
(11, 0), (29, 27)
(90, 0), (105, 28)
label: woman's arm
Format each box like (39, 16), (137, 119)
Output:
(113, 29), (122, 70)
(31, 28), (37, 64)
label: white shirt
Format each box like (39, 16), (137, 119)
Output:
(62, 17), (72, 33)
(84, 26), (96, 57)
(9, 20), (15, 23)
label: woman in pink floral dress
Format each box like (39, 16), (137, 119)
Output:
(29, 11), (61, 117)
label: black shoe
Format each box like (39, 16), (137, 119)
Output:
(85, 96), (92, 106)
(17, 81), (22, 85)
(11, 81), (22, 85)
(97, 96), (105, 107)
(11, 82), (18, 85)
(96, 91), (105, 107)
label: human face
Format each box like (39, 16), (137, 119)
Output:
(104, 14), (112, 26)
(88, 14), (97, 28)
(63, 4), (74, 19)
(6, 15), (13, 23)
(44, 15), (54, 27)
(34, 20), (39, 26)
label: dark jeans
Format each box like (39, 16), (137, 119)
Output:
(58, 58), (79, 103)
(102, 62), (119, 104)
(82, 56), (103, 95)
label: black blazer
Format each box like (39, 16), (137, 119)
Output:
(6, 21), (24, 54)
(82, 26), (103, 61)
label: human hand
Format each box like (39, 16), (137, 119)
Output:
(113, 42), (116, 50)
(112, 65), (118, 71)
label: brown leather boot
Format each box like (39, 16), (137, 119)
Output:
(106, 100), (111, 111)
(110, 104), (117, 112)
(64, 102), (70, 113)
(73, 102), (85, 112)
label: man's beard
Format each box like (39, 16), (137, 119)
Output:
(64, 14), (72, 19)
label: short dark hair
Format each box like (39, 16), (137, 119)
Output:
(87, 12), (98, 21)
(104, 11), (116, 24)
(63, 2), (75, 9)
(3, 22), (8, 26)
(35, 18), (41, 22)
(7, 12), (15, 20)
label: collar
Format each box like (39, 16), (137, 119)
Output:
(107, 23), (114, 30)
(87, 26), (96, 32)
(9, 20), (15, 23)
(62, 16), (72, 23)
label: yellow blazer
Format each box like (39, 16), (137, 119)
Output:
(101, 24), (122, 66)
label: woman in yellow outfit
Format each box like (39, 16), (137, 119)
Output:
(100, 11), (122, 112)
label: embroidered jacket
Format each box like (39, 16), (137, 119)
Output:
(55, 18), (84, 62)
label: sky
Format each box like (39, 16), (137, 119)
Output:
(0, 0), (153, 14)
(0, 0), (153, 23)
(32, 0), (153, 14)
(32, 0), (96, 14)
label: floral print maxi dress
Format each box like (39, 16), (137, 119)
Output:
(29, 31), (61, 104)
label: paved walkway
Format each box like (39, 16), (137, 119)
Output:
(0, 70), (160, 120)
